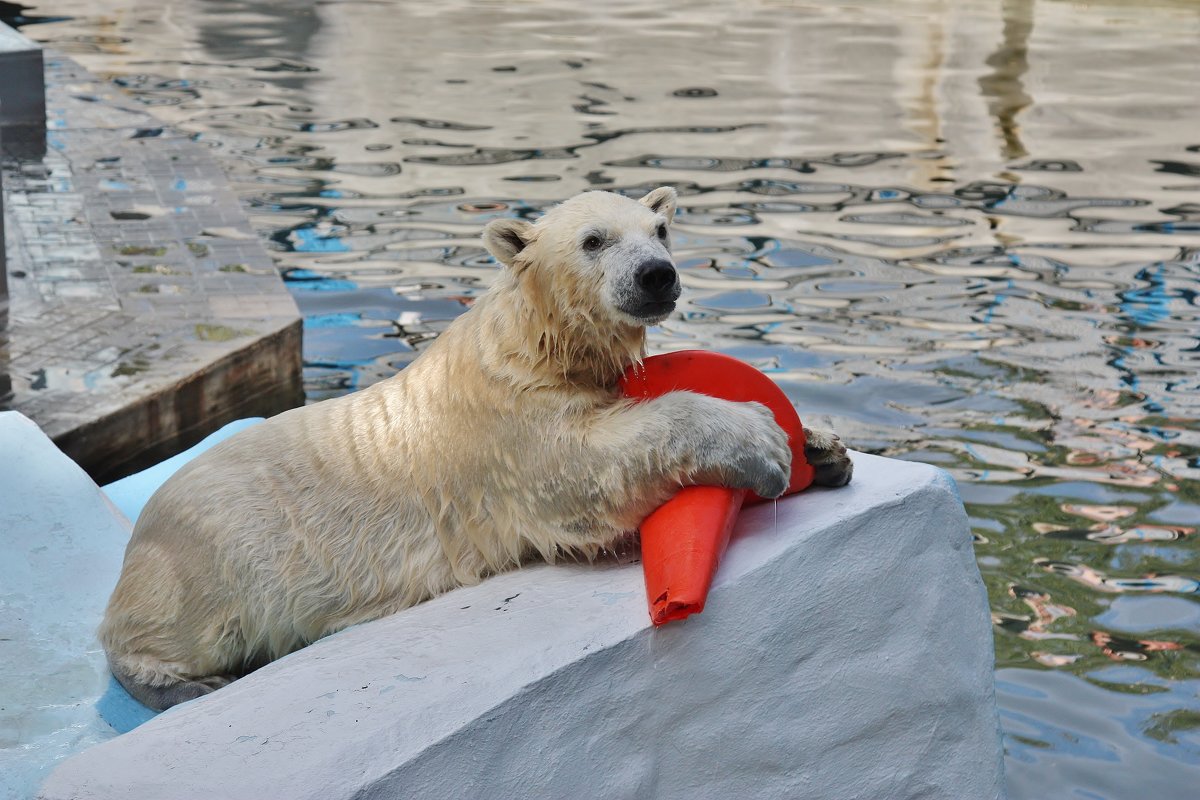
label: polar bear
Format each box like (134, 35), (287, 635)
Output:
(99, 187), (852, 711)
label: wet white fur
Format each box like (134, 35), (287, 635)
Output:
(99, 188), (793, 694)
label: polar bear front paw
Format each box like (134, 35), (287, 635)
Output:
(803, 426), (853, 487)
(728, 450), (790, 498)
(720, 402), (792, 498)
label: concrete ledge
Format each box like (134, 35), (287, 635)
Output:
(1, 141), (8, 406)
(0, 22), (46, 156)
(50, 321), (302, 484)
(39, 451), (1006, 799)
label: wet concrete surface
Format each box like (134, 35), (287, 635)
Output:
(1, 53), (302, 482)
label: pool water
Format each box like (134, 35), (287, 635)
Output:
(11, 0), (1199, 796)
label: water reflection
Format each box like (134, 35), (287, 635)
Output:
(978, 0), (1033, 160)
(195, 0), (320, 91)
(15, 0), (1200, 796)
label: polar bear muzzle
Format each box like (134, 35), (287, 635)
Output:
(625, 257), (680, 321)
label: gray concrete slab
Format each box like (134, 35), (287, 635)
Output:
(0, 21), (46, 157)
(1, 119), (9, 405)
(1, 52), (302, 481)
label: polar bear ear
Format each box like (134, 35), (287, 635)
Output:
(638, 186), (677, 223)
(483, 218), (533, 268)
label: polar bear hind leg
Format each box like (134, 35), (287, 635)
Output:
(108, 654), (235, 712)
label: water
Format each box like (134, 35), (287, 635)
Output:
(9, 0), (1199, 795)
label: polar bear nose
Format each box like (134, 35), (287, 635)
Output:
(635, 259), (679, 299)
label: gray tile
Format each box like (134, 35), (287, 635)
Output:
(2, 50), (302, 480)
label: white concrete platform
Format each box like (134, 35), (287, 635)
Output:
(32, 432), (1006, 799)
(0, 412), (127, 799)
(0, 412), (264, 798)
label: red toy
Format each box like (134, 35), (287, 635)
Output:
(619, 351), (815, 625)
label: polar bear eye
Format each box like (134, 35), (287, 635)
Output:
(582, 234), (604, 253)
(656, 223), (668, 240)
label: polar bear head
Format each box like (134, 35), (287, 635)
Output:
(482, 187), (680, 329)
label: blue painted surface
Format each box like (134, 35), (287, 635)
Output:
(95, 677), (159, 734)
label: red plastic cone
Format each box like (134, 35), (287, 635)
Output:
(620, 351), (815, 625)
